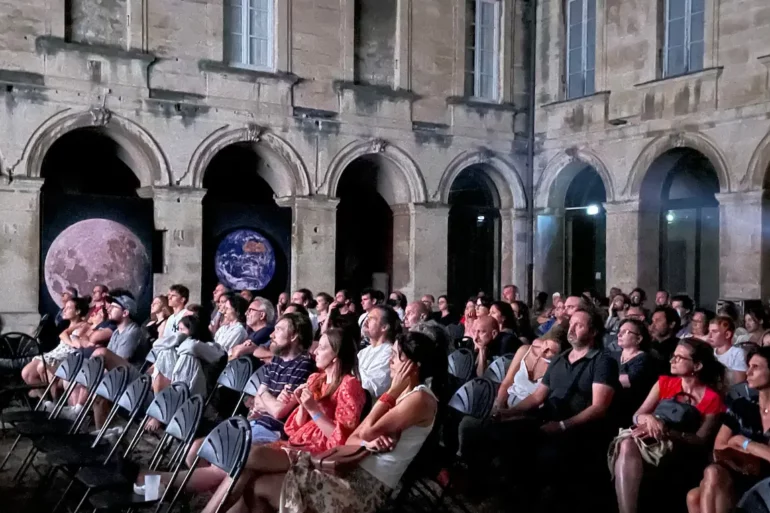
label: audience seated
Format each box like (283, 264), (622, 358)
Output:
(144, 294), (171, 343)
(649, 306), (682, 370)
(358, 306), (399, 398)
(162, 284), (191, 337)
(511, 300), (536, 343)
(208, 283), (228, 336)
(210, 293), (248, 356)
(611, 338), (725, 513)
(606, 293), (631, 351)
(613, 319), (659, 427)
(709, 315), (748, 386)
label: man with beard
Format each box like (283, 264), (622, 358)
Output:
(505, 308), (618, 510)
(245, 312), (316, 443)
(648, 305), (681, 368)
(629, 287), (650, 320)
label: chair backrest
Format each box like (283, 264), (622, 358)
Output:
(446, 324), (464, 343)
(196, 417), (252, 476)
(32, 315), (50, 340)
(146, 382), (191, 424)
(74, 355), (105, 392)
(727, 381), (759, 407)
(145, 348), (158, 364)
(117, 374), (153, 414)
(55, 350), (85, 382)
(216, 357), (254, 393)
(737, 476), (770, 512)
(95, 366), (132, 403)
(483, 354), (514, 385)
(0, 332), (43, 368)
(448, 378), (495, 419)
(165, 395), (204, 444)
(243, 365), (268, 397)
(448, 348), (475, 383)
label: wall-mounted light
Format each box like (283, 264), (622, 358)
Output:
(666, 212), (675, 223)
(476, 215), (486, 223)
(586, 204), (600, 216)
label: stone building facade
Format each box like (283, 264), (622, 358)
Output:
(2, 0), (769, 334)
(0, 0), (532, 333)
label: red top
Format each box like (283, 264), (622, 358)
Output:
(657, 375), (725, 415)
(283, 373), (367, 454)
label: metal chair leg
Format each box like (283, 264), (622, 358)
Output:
(72, 488), (91, 513)
(13, 446), (37, 482)
(0, 434), (22, 470)
(51, 476), (76, 513)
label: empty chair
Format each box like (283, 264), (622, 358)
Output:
(448, 348), (475, 385)
(448, 378), (495, 420)
(0, 332), (46, 413)
(482, 354), (514, 387)
(204, 356), (254, 416)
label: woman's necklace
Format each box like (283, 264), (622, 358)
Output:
(620, 350), (638, 364)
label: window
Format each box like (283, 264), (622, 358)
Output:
(566, 0), (596, 99)
(664, 0), (704, 77)
(224, 0), (273, 70)
(464, 0), (501, 101)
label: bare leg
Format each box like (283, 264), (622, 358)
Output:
(699, 464), (734, 513)
(93, 397), (110, 429)
(614, 438), (644, 513)
(152, 374), (171, 395)
(186, 437), (208, 468)
(137, 466), (228, 494)
(202, 469), (256, 513)
(687, 487), (703, 513)
(21, 360), (43, 386)
(92, 348), (129, 371)
(249, 473), (286, 510)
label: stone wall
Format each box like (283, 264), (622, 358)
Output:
(354, 0), (396, 86)
(67, 0), (128, 48)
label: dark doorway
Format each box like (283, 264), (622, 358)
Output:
(202, 143), (290, 307)
(447, 166), (500, 308)
(39, 128), (154, 322)
(657, 149), (720, 308)
(564, 166), (607, 296)
(335, 157), (394, 296)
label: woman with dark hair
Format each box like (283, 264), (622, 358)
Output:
(737, 307), (769, 346)
(199, 330), (447, 513)
(213, 293), (248, 356)
(388, 291), (408, 321)
(687, 346), (770, 513)
(611, 338), (726, 513)
(475, 296), (492, 318)
(511, 300), (536, 343)
(613, 319), (658, 426)
(461, 297), (478, 338)
(490, 300), (521, 354)
(315, 292), (334, 337)
(436, 295), (458, 326)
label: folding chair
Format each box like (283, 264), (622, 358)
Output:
(447, 348), (475, 391)
(0, 351), (85, 470)
(448, 378), (496, 421)
(738, 476), (770, 512)
(482, 353), (514, 388)
(13, 355), (106, 482)
(243, 365), (269, 397)
(726, 381), (759, 408)
(87, 395), (206, 513)
(123, 382), (190, 459)
(204, 356), (254, 416)
(0, 332), (47, 414)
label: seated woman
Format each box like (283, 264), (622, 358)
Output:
(613, 319), (659, 427)
(200, 330), (446, 513)
(135, 327), (363, 496)
(687, 347), (770, 513)
(214, 293), (249, 357)
(75, 303), (117, 357)
(21, 297), (90, 394)
(611, 339), (726, 513)
(144, 294), (171, 343)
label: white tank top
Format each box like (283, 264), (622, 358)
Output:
(507, 347), (542, 407)
(359, 384), (437, 489)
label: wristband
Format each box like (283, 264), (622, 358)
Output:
(379, 393), (397, 409)
(743, 439), (751, 451)
(559, 421), (567, 432)
(311, 412), (323, 422)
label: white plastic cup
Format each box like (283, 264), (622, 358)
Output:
(145, 474), (161, 501)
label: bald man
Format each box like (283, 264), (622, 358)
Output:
(404, 301), (430, 329)
(473, 316), (501, 377)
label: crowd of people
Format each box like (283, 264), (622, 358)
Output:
(5, 281), (770, 512)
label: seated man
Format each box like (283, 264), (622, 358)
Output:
(708, 315), (747, 386)
(230, 297), (276, 362)
(91, 293), (145, 370)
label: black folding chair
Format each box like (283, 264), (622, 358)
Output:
(738, 476), (770, 512)
(0, 332), (48, 411)
(448, 378), (496, 423)
(243, 365), (269, 397)
(204, 356), (254, 416)
(482, 353), (514, 390)
(87, 395), (205, 513)
(0, 351), (85, 470)
(447, 348), (475, 392)
(124, 382), (190, 459)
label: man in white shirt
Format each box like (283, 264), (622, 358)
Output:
(358, 305), (399, 398)
(358, 288), (383, 345)
(708, 315), (747, 385)
(292, 288), (319, 332)
(163, 284), (190, 337)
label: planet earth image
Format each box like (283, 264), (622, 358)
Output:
(44, 219), (151, 307)
(215, 229), (276, 291)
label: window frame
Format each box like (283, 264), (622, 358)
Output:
(466, 0), (502, 102)
(565, 0), (596, 100)
(663, 0), (704, 78)
(224, 0), (274, 71)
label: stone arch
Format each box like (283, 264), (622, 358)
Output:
(745, 130), (770, 190)
(25, 108), (171, 187)
(535, 148), (614, 209)
(436, 148), (527, 210)
(189, 125), (311, 198)
(322, 139), (427, 204)
(625, 131), (731, 197)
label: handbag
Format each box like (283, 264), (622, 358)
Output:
(714, 447), (763, 476)
(653, 392), (702, 433)
(310, 445), (371, 476)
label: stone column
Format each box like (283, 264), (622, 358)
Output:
(140, 187), (206, 303)
(500, 208), (531, 298)
(276, 196), (339, 296)
(391, 203), (450, 301)
(604, 200), (658, 296)
(716, 190), (770, 299)
(0, 178), (44, 334)
(533, 208), (564, 296)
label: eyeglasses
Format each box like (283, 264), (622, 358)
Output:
(619, 329), (641, 337)
(247, 308), (263, 313)
(670, 354), (693, 363)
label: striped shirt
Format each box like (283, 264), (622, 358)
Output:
(252, 353), (316, 433)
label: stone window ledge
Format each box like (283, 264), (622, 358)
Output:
(198, 60), (300, 85)
(446, 96), (521, 113)
(539, 91), (611, 111)
(634, 67), (723, 89)
(35, 36), (155, 62)
(333, 81), (420, 102)
(759, 55), (770, 69)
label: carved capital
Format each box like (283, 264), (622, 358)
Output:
(669, 132), (687, 148)
(370, 138), (388, 154)
(477, 146), (496, 164)
(89, 107), (112, 127)
(246, 123), (266, 142)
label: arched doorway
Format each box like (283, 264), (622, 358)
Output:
(201, 143), (290, 305)
(447, 166), (501, 307)
(564, 166), (607, 296)
(39, 127), (154, 320)
(335, 156), (394, 295)
(641, 149), (720, 308)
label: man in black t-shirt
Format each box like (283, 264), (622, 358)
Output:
(649, 306), (681, 370)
